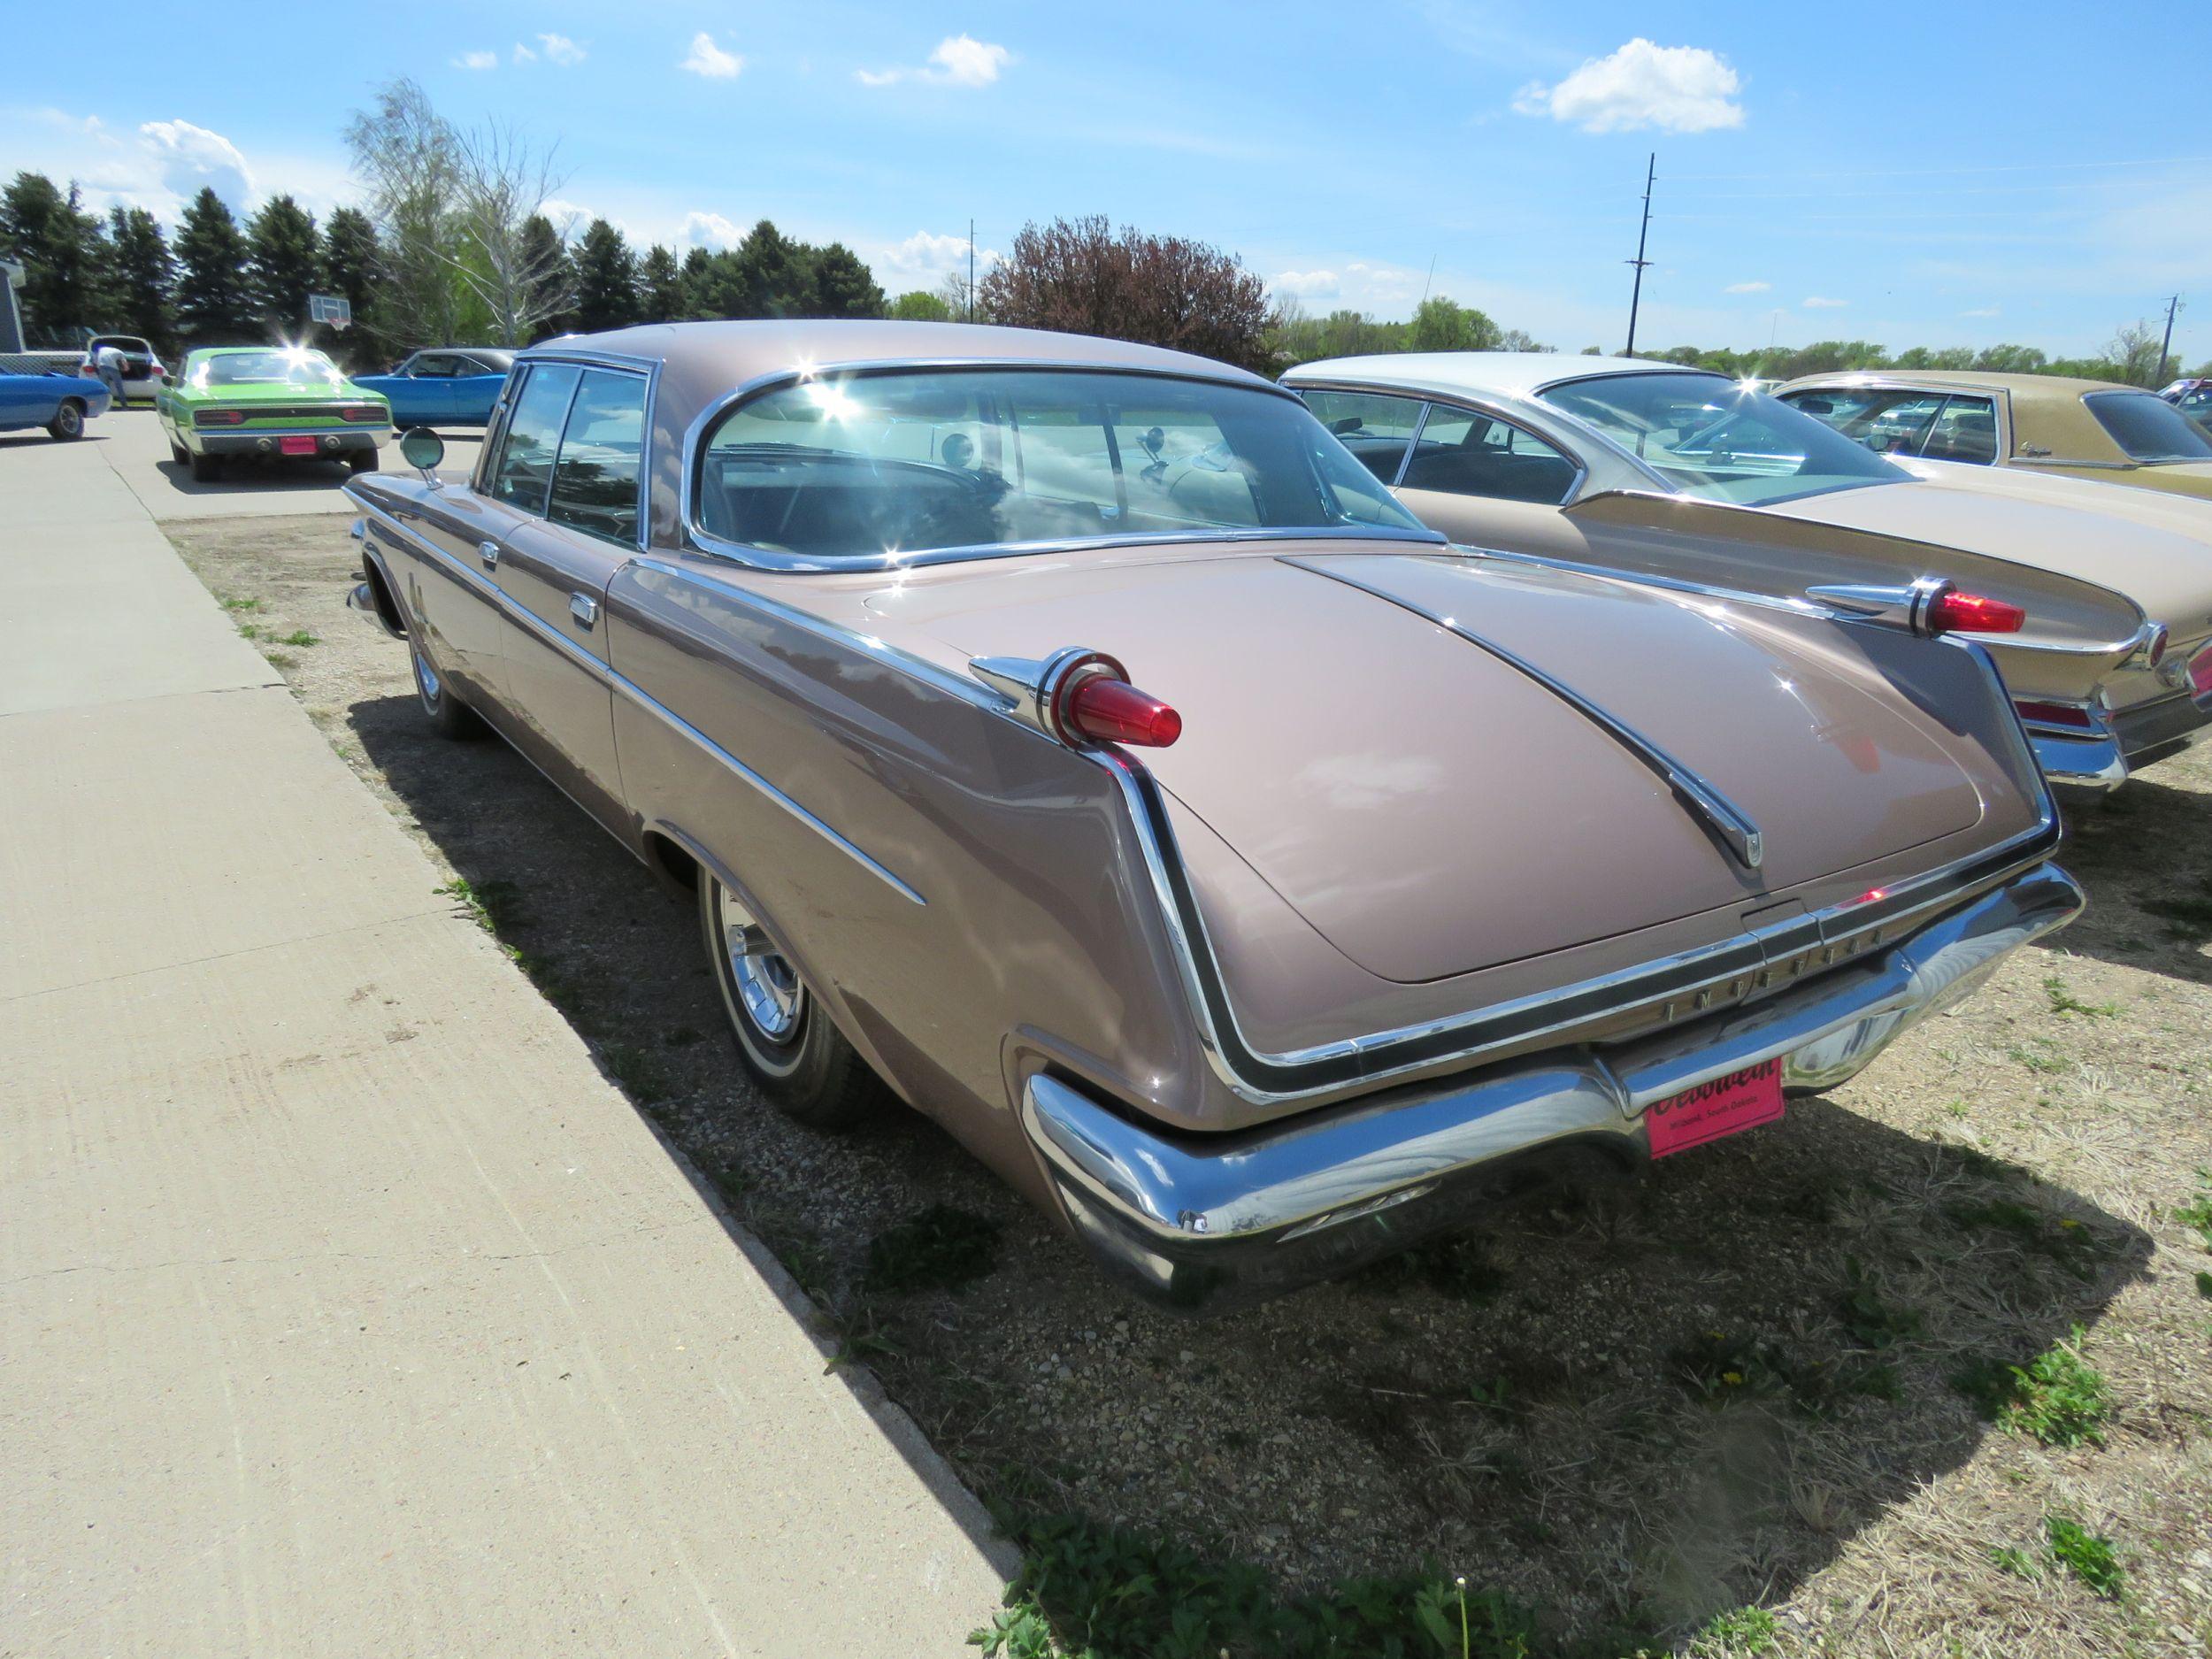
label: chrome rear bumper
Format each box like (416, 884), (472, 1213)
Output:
(1025, 862), (2084, 1312)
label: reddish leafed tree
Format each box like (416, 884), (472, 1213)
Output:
(978, 214), (1272, 373)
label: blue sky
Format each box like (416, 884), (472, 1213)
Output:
(4, 1), (2206, 358)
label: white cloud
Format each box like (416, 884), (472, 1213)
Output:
(681, 33), (743, 79)
(680, 211), (745, 250)
(137, 119), (254, 211)
(537, 33), (587, 65)
(1802, 296), (1848, 309)
(540, 198), (595, 238)
(1272, 269), (1340, 298)
(1514, 39), (1743, 134)
(866, 228), (1001, 291)
(452, 50), (497, 70)
(1724, 280), (1770, 294)
(858, 34), (1011, 88)
(512, 41), (537, 63)
(1962, 306), (2001, 319)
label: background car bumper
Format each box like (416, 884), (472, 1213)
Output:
(194, 427), (387, 457)
(1024, 862), (2084, 1313)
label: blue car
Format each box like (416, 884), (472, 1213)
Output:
(0, 368), (110, 440)
(352, 347), (515, 427)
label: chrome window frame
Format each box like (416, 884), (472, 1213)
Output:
(497, 346), (662, 552)
(675, 357), (1443, 573)
(1286, 377), (1596, 502)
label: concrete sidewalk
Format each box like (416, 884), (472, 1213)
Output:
(0, 430), (1011, 1654)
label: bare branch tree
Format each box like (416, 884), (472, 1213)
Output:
(344, 79), (464, 348)
(445, 123), (573, 346)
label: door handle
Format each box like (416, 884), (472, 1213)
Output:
(569, 593), (599, 630)
(478, 540), (500, 569)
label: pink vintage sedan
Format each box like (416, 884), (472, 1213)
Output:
(342, 321), (2077, 1310)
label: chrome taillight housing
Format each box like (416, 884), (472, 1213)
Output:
(969, 649), (1182, 749)
(1809, 577), (2025, 638)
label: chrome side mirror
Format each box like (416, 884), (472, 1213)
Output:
(399, 426), (445, 481)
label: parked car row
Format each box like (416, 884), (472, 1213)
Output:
(326, 317), (2212, 1310)
(1282, 354), (2212, 792)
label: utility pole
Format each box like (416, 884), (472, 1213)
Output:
(967, 219), (976, 323)
(1624, 151), (1655, 358)
(2154, 294), (2182, 387)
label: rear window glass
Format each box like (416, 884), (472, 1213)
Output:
(2084, 391), (2212, 464)
(694, 367), (1426, 563)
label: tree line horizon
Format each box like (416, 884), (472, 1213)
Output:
(1, 81), (2195, 387)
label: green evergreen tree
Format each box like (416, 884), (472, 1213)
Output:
(246, 195), (324, 337)
(730, 219), (812, 318)
(106, 206), (176, 356)
(810, 242), (885, 319)
(319, 206), (386, 365)
(0, 172), (113, 343)
(570, 219), (637, 334)
(518, 215), (575, 340)
(173, 187), (257, 345)
(639, 243), (684, 323)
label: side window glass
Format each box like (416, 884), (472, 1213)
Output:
(1296, 389), (1424, 482)
(491, 364), (581, 515)
(1400, 407), (1579, 505)
(414, 354), (457, 379)
(1921, 396), (1998, 465)
(548, 369), (648, 545)
(1110, 399), (1259, 527)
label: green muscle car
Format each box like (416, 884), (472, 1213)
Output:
(157, 346), (392, 481)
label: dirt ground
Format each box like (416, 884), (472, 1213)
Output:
(168, 510), (2212, 1658)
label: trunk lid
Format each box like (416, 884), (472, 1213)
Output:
(877, 547), (1986, 985)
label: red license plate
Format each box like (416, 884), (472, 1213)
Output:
(1647, 1058), (1784, 1157)
(279, 435), (317, 456)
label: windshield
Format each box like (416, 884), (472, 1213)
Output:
(1539, 372), (1909, 504)
(2084, 391), (2212, 464)
(194, 349), (343, 389)
(695, 367), (1429, 562)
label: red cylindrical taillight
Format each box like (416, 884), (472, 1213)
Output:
(1925, 590), (2025, 634)
(1062, 675), (1182, 748)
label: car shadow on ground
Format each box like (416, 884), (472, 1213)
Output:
(2052, 779), (2212, 987)
(348, 683), (2152, 1654)
(151, 453), (371, 499)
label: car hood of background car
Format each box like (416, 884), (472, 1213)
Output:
(863, 545), (2005, 986)
(1756, 468), (2212, 636)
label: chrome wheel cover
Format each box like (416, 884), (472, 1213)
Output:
(719, 887), (803, 1042)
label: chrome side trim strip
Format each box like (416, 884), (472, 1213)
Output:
(355, 499), (926, 906)
(1290, 556), (1766, 870)
(605, 671), (927, 907)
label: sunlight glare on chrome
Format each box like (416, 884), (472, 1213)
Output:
(805, 379), (865, 423)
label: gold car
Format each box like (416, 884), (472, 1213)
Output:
(1779, 370), (2212, 502)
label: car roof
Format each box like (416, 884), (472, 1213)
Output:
(1783, 369), (2139, 399)
(1281, 351), (1714, 401)
(528, 319), (1286, 452)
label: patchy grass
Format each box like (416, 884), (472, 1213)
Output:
(969, 1512), (1540, 1659)
(2041, 975), (2119, 1018)
(866, 1204), (1004, 1294)
(2178, 1172), (2212, 1251)
(1691, 1604), (1781, 1655)
(1834, 1256), (1924, 1350)
(2044, 1516), (2124, 1600)
(2005, 1039), (2072, 1076)
(1945, 1195), (2103, 1279)
(1353, 1232), (1508, 1304)
(1951, 1326), (2114, 1448)
(219, 595), (264, 611)
(600, 1041), (672, 1105)
(272, 628), (319, 648)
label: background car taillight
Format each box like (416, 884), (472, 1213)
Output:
(339, 404), (385, 424)
(1062, 675), (1182, 749)
(195, 409), (246, 426)
(2014, 700), (2096, 730)
(77, 364), (96, 377)
(1924, 590), (2025, 635)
